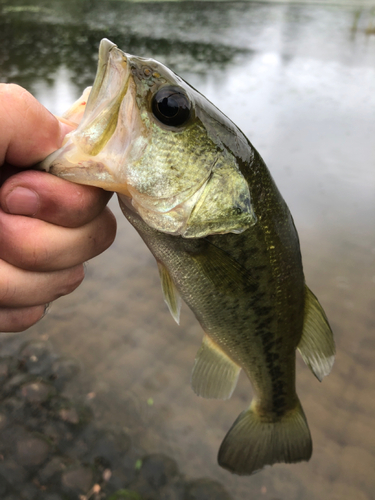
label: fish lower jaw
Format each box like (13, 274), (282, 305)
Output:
(45, 160), (120, 193)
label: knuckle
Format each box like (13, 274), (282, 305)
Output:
(83, 208), (117, 261)
(68, 264), (85, 291)
(0, 265), (16, 305)
(19, 305), (46, 331)
(98, 208), (117, 250)
(18, 243), (49, 271)
(58, 265), (85, 297)
(0, 214), (50, 271)
(0, 281), (16, 306)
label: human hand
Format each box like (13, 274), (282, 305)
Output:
(0, 84), (117, 332)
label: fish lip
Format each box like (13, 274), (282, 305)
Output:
(78, 40), (130, 134)
(84, 38), (120, 117)
(99, 38), (116, 63)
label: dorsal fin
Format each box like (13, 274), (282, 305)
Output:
(157, 262), (181, 325)
(298, 286), (335, 382)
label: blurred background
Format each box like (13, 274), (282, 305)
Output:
(0, 0), (374, 499)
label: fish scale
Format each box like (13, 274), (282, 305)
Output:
(122, 202), (297, 416)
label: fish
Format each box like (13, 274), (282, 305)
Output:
(38, 38), (335, 475)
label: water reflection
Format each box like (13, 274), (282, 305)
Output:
(0, 0), (250, 94)
(0, 1), (375, 499)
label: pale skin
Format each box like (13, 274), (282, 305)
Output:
(0, 84), (117, 332)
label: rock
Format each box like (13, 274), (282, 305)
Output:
(16, 434), (51, 467)
(40, 495), (65, 500)
(38, 456), (66, 484)
(2, 374), (31, 396)
(132, 454), (180, 499)
(19, 482), (39, 500)
(0, 412), (8, 430)
(59, 407), (80, 425)
(0, 474), (8, 496)
(41, 495), (65, 500)
(0, 459), (28, 486)
(43, 421), (71, 447)
(0, 423), (25, 454)
(184, 478), (233, 500)
(106, 471), (125, 493)
(89, 429), (131, 468)
(19, 341), (55, 376)
(159, 480), (185, 500)
(61, 465), (94, 493)
(108, 490), (143, 500)
(62, 436), (90, 461)
(49, 357), (81, 390)
(53, 400), (92, 427)
(0, 358), (11, 382)
(2, 396), (26, 422)
(139, 454), (179, 489)
(20, 381), (55, 404)
(107, 455), (138, 493)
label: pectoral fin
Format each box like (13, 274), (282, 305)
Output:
(157, 262), (181, 324)
(298, 286), (335, 381)
(191, 334), (241, 400)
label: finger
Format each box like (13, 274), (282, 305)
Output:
(0, 84), (72, 167)
(0, 259), (84, 307)
(0, 207), (116, 272)
(0, 305), (46, 333)
(0, 170), (113, 228)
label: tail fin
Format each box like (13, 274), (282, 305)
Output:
(218, 399), (312, 475)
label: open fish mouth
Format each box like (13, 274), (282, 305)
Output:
(38, 39), (140, 195)
(72, 38), (131, 156)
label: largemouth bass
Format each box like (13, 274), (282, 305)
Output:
(38, 39), (335, 475)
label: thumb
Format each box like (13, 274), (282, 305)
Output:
(0, 84), (72, 167)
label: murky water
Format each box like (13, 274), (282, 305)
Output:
(1, 0), (375, 499)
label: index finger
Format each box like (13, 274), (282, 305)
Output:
(0, 170), (113, 228)
(0, 84), (71, 167)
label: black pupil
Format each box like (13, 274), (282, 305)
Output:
(152, 87), (191, 127)
(159, 96), (179, 118)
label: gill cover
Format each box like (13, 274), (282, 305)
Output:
(183, 150), (255, 238)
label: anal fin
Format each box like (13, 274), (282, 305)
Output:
(298, 285), (335, 382)
(157, 262), (181, 325)
(191, 334), (241, 400)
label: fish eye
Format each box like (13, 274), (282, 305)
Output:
(151, 86), (191, 127)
